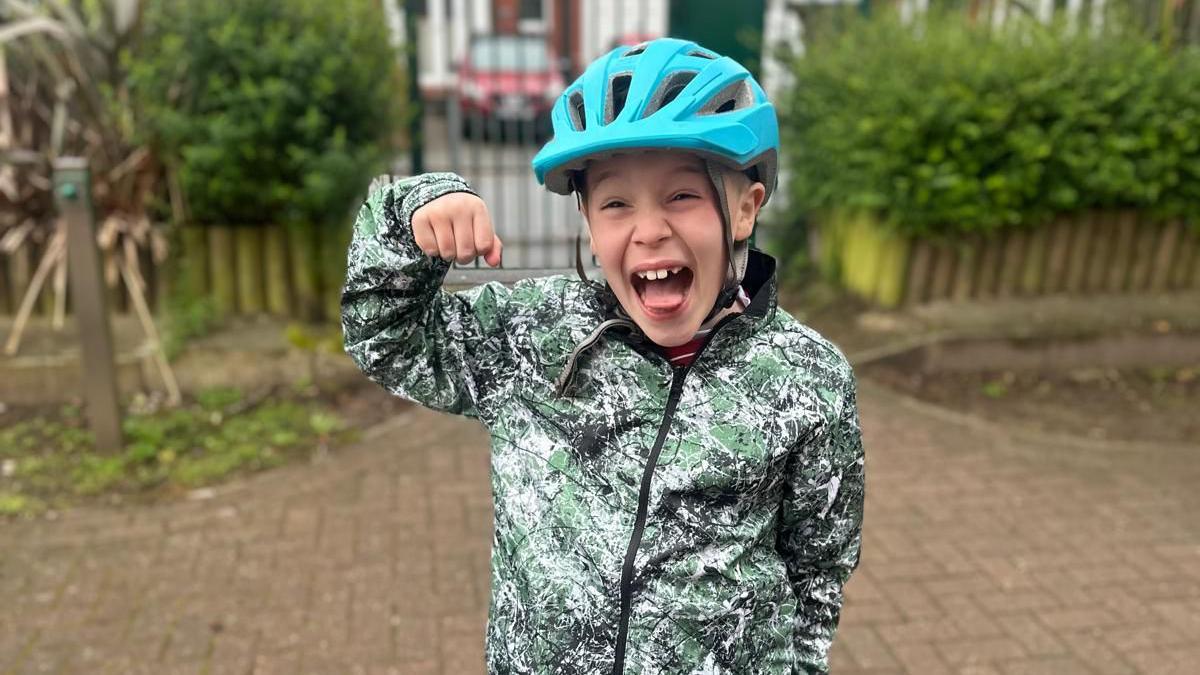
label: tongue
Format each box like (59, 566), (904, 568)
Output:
(641, 274), (689, 310)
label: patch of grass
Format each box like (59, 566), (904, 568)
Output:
(0, 388), (347, 517)
(981, 380), (1009, 399)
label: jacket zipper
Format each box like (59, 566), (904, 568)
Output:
(611, 315), (741, 675)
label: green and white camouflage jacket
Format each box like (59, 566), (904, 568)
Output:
(342, 173), (865, 675)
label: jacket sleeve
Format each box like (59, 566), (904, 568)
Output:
(777, 371), (866, 674)
(341, 172), (514, 420)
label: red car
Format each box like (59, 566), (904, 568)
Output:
(458, 34), (563, 139)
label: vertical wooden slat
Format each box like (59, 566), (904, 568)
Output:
(107, 251), (126, 315)
(0, 247), (10, 312)
(1107, 210), (1138, 292)
(263, 224), (292, 316)
(1127, 216), (1160, 292)
(817, 211), (843, 281)
(1170, 225), (1198, 289)
(1148, 219), (1182, 292)
(852, 215), (874, 298)
(321, 220), (354, 323)
(289, 222), (322, 322)
(848, 215), (878, 300)
(0, 250), (9, 314)
(208, 225), (237, 317)
(929, 241), (957, 301)
(866, 219), (887, 304)
(974, 233), (1002, 299)
(1191, 230), (1200, 289)
(1021, 225), (1049, 296)
(1043, 216), (1073, 294)
(234, 226), (265, 314)
(1064, 215), (1091, 294)
(997, 229), (1027, 297)
(952, 235), (979, 301)
(1085, 211), (1114, 293)
(38, 237), (57, 316)
(180, 225), (209, 295)
(875, 230), (910, 308)
(9, 244), (31, 316)
(905, 239), (932, 305)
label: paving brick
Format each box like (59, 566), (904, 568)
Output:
(885, 641), (953, 675)
(1000, 656), (1095, 674)
(1056, 630), (1138, 675)
(936, 637), (1027, 666)
(994, 613), (1066, 656)
(1035, 606), (1123, 631)
(837, 625), (900, 670)
(1122, 647), (1200, 675)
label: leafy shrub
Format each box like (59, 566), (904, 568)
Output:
(131, 0), (404, 228)
(780, 9), (1200, 239)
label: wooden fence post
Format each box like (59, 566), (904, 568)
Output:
(55, 157), (123, 452)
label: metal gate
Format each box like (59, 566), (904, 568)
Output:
(388, 0), (795, 284)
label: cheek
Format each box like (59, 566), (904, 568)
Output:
(587, 229), (625, 271)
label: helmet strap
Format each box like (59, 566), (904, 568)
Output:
(702, 160), (749, 323)
(574, 225), (591, 282)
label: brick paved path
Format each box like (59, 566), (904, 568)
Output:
(2, 380), (1198, 674)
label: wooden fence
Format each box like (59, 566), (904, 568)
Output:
(817, 210), (1200, 307)
(0, 223), (348, 322)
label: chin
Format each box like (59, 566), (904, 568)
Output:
(638, 321), (697, 348)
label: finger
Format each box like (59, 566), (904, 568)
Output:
(431, 215), (457, 261)
(453, 214), (477, 264)
(484, 234), (503, 268)
(472, 205), (495, 258)
(411, 212), (438, 257)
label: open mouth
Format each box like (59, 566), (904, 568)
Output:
(630, 266), (694, 318)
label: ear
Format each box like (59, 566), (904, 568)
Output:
(731, 181), (766, 242)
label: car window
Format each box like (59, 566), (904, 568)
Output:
(470, 37), (549, 72)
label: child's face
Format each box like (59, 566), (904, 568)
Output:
(581, 151), (764, 348)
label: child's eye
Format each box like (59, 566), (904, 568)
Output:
(671, 193), (698, 202)
(601, 200), (627, 210)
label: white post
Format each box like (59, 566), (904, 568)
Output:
(1066, 0), (1084, 33)
(429, 0), (447, 91)
(1091, 0), (1107, 34)
(991, 0), (1009, 29)
(1037, 0), (1054, 24)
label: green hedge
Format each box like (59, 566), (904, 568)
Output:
(780, 9), (1200, 238)
(131, 0), (403, 228)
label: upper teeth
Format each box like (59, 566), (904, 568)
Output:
(636, 267), (681, 280)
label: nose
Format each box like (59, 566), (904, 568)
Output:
(630, 208), (672, 246)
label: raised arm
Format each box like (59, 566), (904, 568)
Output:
(341, 172), (512, 420)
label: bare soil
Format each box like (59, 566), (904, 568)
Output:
(863, 360), (1200, 446)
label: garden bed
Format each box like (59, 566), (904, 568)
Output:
(862, 336), (1199, 446)
(0, 379), (408, 518)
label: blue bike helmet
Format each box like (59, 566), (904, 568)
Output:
(532, 37), (779, 319)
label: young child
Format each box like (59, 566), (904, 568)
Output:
(343, 38), (864, 675)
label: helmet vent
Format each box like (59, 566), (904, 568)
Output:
(605, 73), (633, 124)
(623, 43), (648, 57)
(568, 91), (587, 131)
(688, 50), (716, 59)
(641, 70), (698, 118)
(698, 80), (754, 115)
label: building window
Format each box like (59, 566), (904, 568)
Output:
(519, 0), (543, 19)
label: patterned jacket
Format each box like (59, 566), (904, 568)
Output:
(341, 173), (865, 674)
